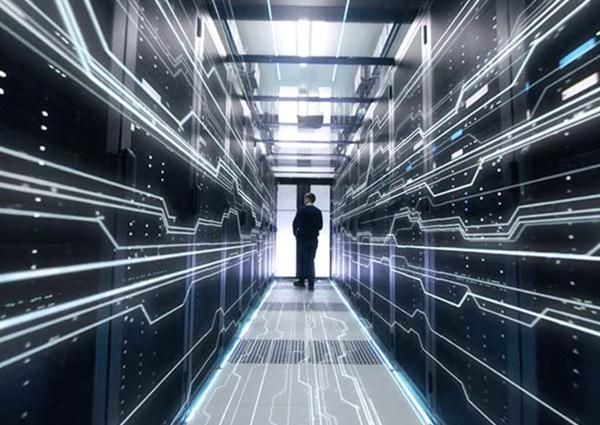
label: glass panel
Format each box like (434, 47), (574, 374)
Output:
(276, 185), (297, 277)
(311, 185), (331, 277)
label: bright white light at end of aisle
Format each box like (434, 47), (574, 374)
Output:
(275, 142), (333, 151)
(272, 166), (335, 173)
(297, 19), (310, 57)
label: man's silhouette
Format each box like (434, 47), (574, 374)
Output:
(293, 192), (323, 291)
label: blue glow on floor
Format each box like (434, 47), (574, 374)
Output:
(559, 37), (596, 69)
(331, 280), (435, 425)
(183, 282), (275, 423)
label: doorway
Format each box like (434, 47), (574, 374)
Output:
(275, 182), (331, 278)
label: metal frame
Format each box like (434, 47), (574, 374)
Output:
(267, 153), (347, 159)
(227, 54), (396, 66)
(219, 2), (423, 23)
(249, 95), (380, 103)
(262, 139), (362, 145)
(264, 122), (360, 129)
(274, 172), (336, 179)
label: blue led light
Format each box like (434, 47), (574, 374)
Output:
(450, 129), (463, 142)
(406, 163), (413, 172)
(524, 81), (530, 92)
(559, 37), (597, 69)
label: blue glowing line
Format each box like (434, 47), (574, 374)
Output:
(559, 37), (596, 69)
(183, 281), (275, 423)
(450, 129), (463, 142)
(330, 280), (435, 425)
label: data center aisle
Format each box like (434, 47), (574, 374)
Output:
(186, 280), (427, 425)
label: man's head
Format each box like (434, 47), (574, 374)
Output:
(304, 192), (316, 205)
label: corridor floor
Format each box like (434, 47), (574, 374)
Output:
(186, 280), (427, 425)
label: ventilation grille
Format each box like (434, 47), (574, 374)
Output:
(229, 339), (305, 364)
(261, 302), (347, 312)
(310, 340), (383, 365)
(270, 339), (305, 364)
(228, 339), (382, 365)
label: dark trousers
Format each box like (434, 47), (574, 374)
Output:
(297, 238), (318, 285)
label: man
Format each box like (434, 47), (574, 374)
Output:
(292, 192), (323, 291)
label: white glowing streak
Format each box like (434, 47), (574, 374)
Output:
(331, 0), (351, 82)
(450, 148), (464, 159)
(347, 252), (600, 338)
(464, 83), (489, 108)
(0, 243), (252, 285)
(265, 0), (282, 80)
(341, 274), (578, 425)
(0, 253), (256, 367)
(20, 0), (274, 209)
(336, 0), (589, 201)
(562, 72), (599, 100)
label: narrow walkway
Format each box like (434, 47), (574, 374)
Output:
(186, 280), (428, 425)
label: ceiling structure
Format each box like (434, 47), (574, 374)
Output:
(223, 0), (424, 22)
(218, 0), (426, 179)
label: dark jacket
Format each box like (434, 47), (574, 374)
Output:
(293, 205), (323, 241)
